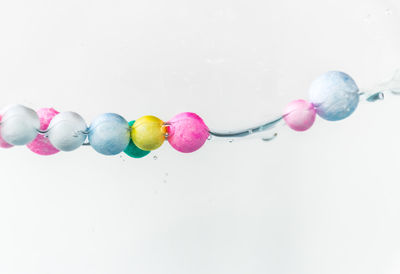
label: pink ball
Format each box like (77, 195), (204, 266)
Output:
(283, 99), (316, 131)
(167, 112), (209, 153)
(27, 108), (60, 155)
(0, 114), (13, 148)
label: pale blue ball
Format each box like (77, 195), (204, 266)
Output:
(88, 113), (130, 155)
(1, 104), (40, 145)
(48, 111), (88, 152)
(309, 71), (359, 121)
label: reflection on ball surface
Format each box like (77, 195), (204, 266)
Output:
(283, 100), (316, 131)
(131, 115), (166, 151)
(167, 112), (209, 153)
(88, 113), (130, 155)
(27, 108), (60, 155)
(0, 105), (40, 145)
(48, 111), (87, 151)
(0, 114), (13, 149)
(309, 71), (359, 121)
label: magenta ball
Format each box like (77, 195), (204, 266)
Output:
(27, 108), (60, 155)
(0, 114), (13, 148)
(167, 112), (209, 153)
(283, 99), (316, 131)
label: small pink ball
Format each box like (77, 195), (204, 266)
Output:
(0, 114), (13, 148)
(283, 99), (316, 131)
(27, 108), (60, 156)
(167, 112), (209, 153)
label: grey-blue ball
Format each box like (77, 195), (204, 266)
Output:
(47, 111), (87, 152)
(88, 113), (130, 156)
(309, 71), (359, 121)
(0, 104), (40, 145)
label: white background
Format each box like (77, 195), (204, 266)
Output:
(0, 0), (400, 273)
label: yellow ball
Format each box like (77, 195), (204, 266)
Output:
(131, 115), (166, 151)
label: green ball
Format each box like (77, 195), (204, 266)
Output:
(124, 121), (151, 158)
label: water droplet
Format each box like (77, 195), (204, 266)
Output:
(248, 129), (253, 134)
(228, 139), (234, 143)
(165, 172), (169, 176)
(262, 133), (278, 142)
(207, 135), (213, 141)
(153, 155), (158, 160)
(385, 8), (392, 16)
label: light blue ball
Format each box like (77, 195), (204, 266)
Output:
(1, 104), (40, 145)
(309, 71), (359, 121)
(88, 113), (130, 155)
(48, 112), (88, 152)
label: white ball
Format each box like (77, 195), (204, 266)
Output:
(0, 105), (40, 145)
(47, 112), (87, 151)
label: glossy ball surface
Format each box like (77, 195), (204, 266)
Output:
(283, 100), (316, 131)
(167, 112), (209, 153)
(123, 120), (151, 158)
(0, 114), (13, 148)
(131, 115), (166, 151)
(309, 71), (359, 121)
(47, 111), (87, 151)
(0, 105), (40, 145)
(88, 113), (130, 155)
(27, 108), (60, 155)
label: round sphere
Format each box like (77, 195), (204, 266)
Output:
(0, 114), (13, 148)
(88, 113), (130, 155)
(0, 105), (40, 145)
(27, 108), (60, 155)
(124, 120), (151, 158)
(131, 115), (166, 151)
(167, 112), (209, 153)
(283, 100), (316, 131)
(47, 111), (87, 151)
(309, 71), (359, 121)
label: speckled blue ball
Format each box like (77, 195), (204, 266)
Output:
(88, 113), (130, 155)
(309, 71), (359, 121)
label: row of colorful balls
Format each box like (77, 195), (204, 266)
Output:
(0, 107), (210, 157)
(0, 71), (361, 157)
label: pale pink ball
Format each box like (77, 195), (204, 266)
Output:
(167, 112), (209, 153)
(27, 108), (60, 155)
(283, 99), (316, 131)
(0, 114), (13, 148)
